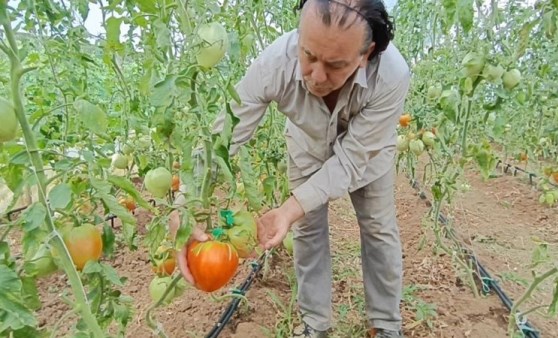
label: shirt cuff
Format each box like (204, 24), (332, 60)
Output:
(291, 182), (326, 214)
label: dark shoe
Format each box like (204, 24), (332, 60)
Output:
(292, 322), (328, 338)
(369, 328), (403, 338)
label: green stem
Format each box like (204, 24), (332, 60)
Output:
(1, 11), (104, 338)
(508, 267), (558, 336)
(200, 137), (213, 211)
(460, 96), (472, 157)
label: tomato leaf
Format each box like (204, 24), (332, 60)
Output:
(262, 175), (276, 203)
(0, 265), (20, 294)
(102, 223), (115, 258)
(456, 0), (474, 33)
(48, 183), (72, 210)
(74, 99), (108, 135)
(20, 277), (41, 311)
(101, 263), (125, 287)
(136, 0), (158, 13)
(238, 147), (263, 212)
(227, 81), (241, 105)
(0, 265), (37, 331)
(514, 19), (538, 60)
(22, 203), (46, 232)
(90, 178), (137, 249)
(151, 75), (177, 108)
(174, 210), (192, 250)
(105, 17), (122, 46)
(108, 175), (155, 212)
(441, 0), (457, 32)
(154, 19), (171, 51)
(530, 243), (550, 268)
(82, 261), (103, 274)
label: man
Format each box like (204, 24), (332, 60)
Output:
(177, 0), (410, 337)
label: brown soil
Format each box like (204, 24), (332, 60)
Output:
(31, 168), (558, 337)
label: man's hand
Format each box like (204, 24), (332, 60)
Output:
(169, 210), (209, 285)
(257, 196), (305, 250)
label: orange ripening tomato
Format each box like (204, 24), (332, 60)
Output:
(552, 172), (558, 183)
(172, 175), (180, 192)
(187, 240), (239, 292)
(119, 197), (136, 212)
(151, 245), (177, 276)
(399, 114), (412, 127)
(63, 224), (103, 271)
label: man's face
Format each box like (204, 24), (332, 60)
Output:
(298, 5), (374, 97)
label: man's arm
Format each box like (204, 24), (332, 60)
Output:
(291, 71), (411, 214)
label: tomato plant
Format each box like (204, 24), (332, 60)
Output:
(187, 240), (239, 292)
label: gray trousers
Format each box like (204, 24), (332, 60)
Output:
(289, 162), (403, 332)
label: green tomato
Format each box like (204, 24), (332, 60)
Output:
(483, 64), (505, 83)
(111, 153), (129, 169)
(461, 52), (485, 78)
(196, 22), (229, 68)
(427, 83), (442, 101)
(502, 69), (521, 90)
(421, 131), (436, 148)
(396, 135), (409, 152)
(121, 143), (133, 155)
(226, 211), (258, 259)
(145, 167), (172, 198)
(409, 139), (425, 156)
(0, 97), (18, 143)
(149, 276), (176, 305)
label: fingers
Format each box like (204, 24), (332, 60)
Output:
(264, 228), (289, 250)
(177, 245), (195, 285)
(192, 226), (209, 242)
(169, 210), (180, 239)
(176, 226), (209, 286)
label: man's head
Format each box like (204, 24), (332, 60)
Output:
(296, 0), (394, 97)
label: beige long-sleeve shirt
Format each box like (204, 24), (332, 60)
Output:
(214, 29), (411, 214)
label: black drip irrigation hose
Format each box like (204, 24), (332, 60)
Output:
(205, 250), (271, 338)
(496, 160), (558, 188)
(408, 177), (541, 338)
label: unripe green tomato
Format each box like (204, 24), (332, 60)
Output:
(409, 139), (425, 156)
(502, 69), (521, 90)
(145, 167), (172, 198)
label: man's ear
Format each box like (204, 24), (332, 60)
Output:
(360, 42), (376, 67)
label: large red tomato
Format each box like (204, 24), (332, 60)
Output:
(186, 240), (239, 292)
